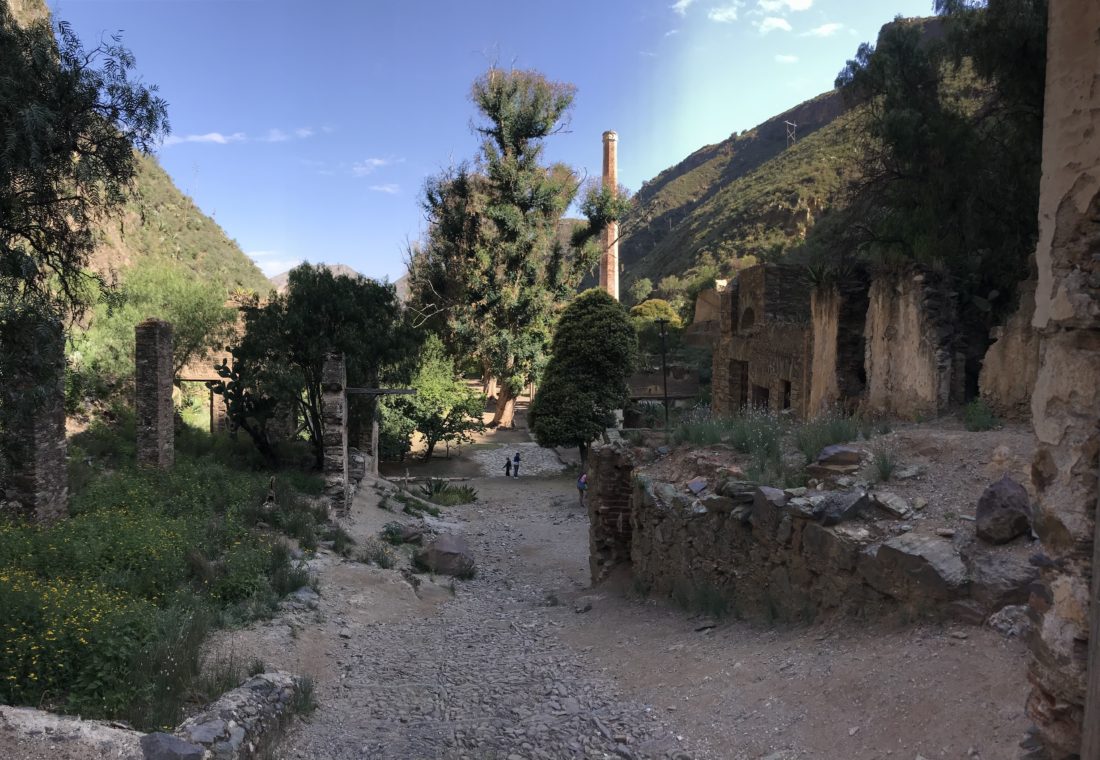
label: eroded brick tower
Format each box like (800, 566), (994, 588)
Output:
(600, 130), (620, 301)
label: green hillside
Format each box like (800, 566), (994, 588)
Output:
(93, 153), (270, 294)
(620, 89), (856, 291)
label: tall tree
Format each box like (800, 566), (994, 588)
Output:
(529, 289), (638, 467)
(220, 264), (416, 469)
(829, 2), (1045, 323)
(408, 68), (628, 428)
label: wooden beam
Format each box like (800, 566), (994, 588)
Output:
(345, 388), (417, 396)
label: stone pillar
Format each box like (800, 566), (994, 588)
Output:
(1026, 1), (1100, 756)
(135, 319), (174, 469)
(321, 353), (349, 515)
(7, 355), (68, 522)
(209, 386), (230, 434)
(600, 130), (620, 301)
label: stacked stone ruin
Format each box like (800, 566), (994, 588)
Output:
(321, 353), (350, 515)
(135, 318), (175, 469)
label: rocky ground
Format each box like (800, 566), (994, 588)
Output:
(200, 417), (1032, 760)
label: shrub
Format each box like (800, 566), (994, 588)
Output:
(359, 538), (395, 569)
(963, 399), (1000, 431)
(873, 444), (898, 482)
(794, 408), (862, 463)
(380, 522), (408, 545)
(418, 479), (478, 506)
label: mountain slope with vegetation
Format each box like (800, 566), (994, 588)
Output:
(93, 153), (270, 294)
(620, 89), (855, 293)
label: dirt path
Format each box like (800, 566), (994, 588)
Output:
(208, 436), (1032, 760)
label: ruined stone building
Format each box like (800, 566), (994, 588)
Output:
(709, 261), (1030, 421)
(711, 264), (814, 417)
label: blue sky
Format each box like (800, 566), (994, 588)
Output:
(48, 0), (932, 283)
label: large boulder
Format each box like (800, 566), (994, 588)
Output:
(816, 444), (862, 466)
(975, 475), (1032, 544)
(860, 533), (969, 602)
(140, 733), (204, 760)
(415, 534), (476, 577)
(813, 490), (870, 526)
(968, 551), (1038, 614)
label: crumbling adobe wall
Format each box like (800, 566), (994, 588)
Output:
(864, 271), (957, 419)
(978, 278), (1041, 420)
(1025, 0), (1100, 754)
(587, 444), (637, 584)
(711, 266), (813, 417)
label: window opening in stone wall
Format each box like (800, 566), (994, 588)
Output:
(752, 384), (770, 409)
(782, 380), (792, 410)
(734, 361), (749, 409)
(740, 308), (756, 330)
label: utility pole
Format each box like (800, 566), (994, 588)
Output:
(655, 318), (670, 432)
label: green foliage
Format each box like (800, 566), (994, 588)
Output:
(417, 479), (478, 506)
(69, 261), (236, 403)
(627, 278), (653, 306)
(380, 522), (409, 545)
(0, 423), (320, 728)
(872, 444), (898, 482)
(629, 299), (683, 328)
(530, 289), (639, 461)
(219, 264), (416, 468)
(393, 335), (485, 460)
(793, 408), (863, 463)
(963, 398), (1000, 431)
(826, 3), (1045, 323)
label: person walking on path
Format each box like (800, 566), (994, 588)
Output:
(512, 452), (521, 479)
(504, 458), (512, 478)
(577, 472), (588, 506)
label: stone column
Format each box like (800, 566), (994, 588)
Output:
(600, 130), (620, 301)
(321, 353), (349, 515)
(7, 355), (68, 522)
(209, 386), (230, 434)
(1026, 1), (1100, 756)
(135, 319), (174, 469)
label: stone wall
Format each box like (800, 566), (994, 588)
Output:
(590, 444), (1035, 626)
(1025, 0), (1100, 755)
(587, 444), (637, 584)
(978, 278), (1041, 420)
(135, 319), (175, 469)
(864, 271), (958, 419)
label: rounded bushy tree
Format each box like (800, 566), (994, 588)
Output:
(530, 289), (638, 466)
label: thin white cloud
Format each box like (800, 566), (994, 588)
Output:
(802, 21), (843, 37)
(162, 131), (246, 147)
(775, 53), (799, 63)
(295, 127), (315, 139)
(352, 157), (404, 177)
(665, 28), (680, 37)
(260, 128), (290, 143)
(758, 16), (792, 32)
(369, 184), (400, 194)
(758, 0), (811, 11)
(246, 251), (303, 277)
(707, 2), (743, 22)
(670, 0), (695, 16)
(639, 50), (658, 57)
